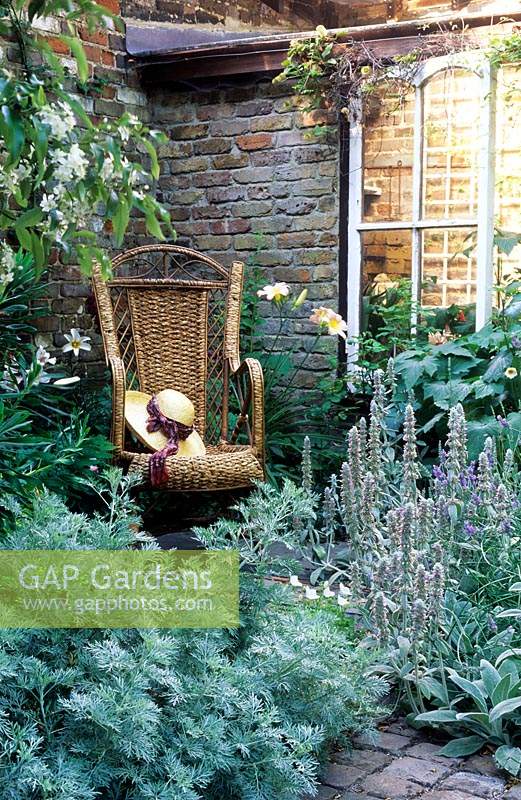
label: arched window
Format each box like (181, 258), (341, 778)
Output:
(346, 55), (502, 349)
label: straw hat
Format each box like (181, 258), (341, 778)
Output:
(125, 389), (205, 457)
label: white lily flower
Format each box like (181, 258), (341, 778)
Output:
(305, 586), (319, 600)
(36, 345), (56, 368)
(289, 575), (302, 588)
(62, 328), (91, 357)
(257, 282), (290, 302)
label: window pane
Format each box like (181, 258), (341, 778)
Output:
(421, 227), (477, 307)
(361, 229), (412, 295)
(495, 64), (521, 284)
(422, 68), (481, 221)
(362, 84), (415, 222)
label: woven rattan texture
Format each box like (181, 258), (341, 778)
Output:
(126, 444), (264, 491)
(92, 245), (265, 491)
(127, 287), (208, 438)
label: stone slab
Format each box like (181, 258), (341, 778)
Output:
(406, 742), (461, 767)
(322, 763), (366, 789)
(361, 771), (424, 798)
(378, 756), (451, 787)
(440, 770), (506, 798)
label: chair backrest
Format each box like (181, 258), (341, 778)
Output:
(92, 245), (244, 445)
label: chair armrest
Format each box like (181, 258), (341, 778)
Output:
(229, 357), (265, 468)
(108, 355), (126, 459)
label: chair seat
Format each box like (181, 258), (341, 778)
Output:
(124, 443), (264, 491)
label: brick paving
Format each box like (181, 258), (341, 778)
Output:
(305, 719), (521, 800)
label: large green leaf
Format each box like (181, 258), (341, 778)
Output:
(489, 696), (521, 723)
(480, 660), (501, 699)
(424, 381), (473, 410)
(495, 745), (521, 776)
(112, 197), (129, 246)
(483, 354), (510, 382)
(395, 358), (424, 391)
(438, 736), (484, 758)
(15, 207), (44, 229)
(0, 105), (25, 161)
(466, 418), (501, 460)
(416, 710), (458, 723)
(141, 137), (160, 180)
(61, 36), (89, 83)
(490, 673), (511, 706)
(448, 671), (488, 712)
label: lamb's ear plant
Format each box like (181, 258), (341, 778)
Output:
(415, 654), (521, 775)
(282, 371), (521, 775)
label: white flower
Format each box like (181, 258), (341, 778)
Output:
(339, 582), (351, 597)
(38, 102), (76, 141)
(257, 282), (291, 302)
(36, 345), (56, 368)
(100, 154), (115, 181)
(289, 575), (302, 588)
(337, 595), (349, 607)
(309, 307), (348, 339)
(62, 328), (91, 357)
(305, 586), (319, 600)
(323, 583), (335, 598)
(0, 242), (16, 287)
(40, 193), (57, 213)
(54, 143), (88, 182)
(505, 367), (518, 379)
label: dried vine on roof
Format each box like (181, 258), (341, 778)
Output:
(274, 25), (477, 121)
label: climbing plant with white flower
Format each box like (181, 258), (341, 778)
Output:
(0, 0), (173, 278)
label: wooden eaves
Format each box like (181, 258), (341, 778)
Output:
(129, 8), (521, 84)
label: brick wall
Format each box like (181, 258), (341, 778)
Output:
(151, 80), (340, 390)
(121, 0), (301, 28)
(122, 0), (521, 31)
(26, 0), (520, 387)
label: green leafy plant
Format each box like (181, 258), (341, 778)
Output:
(0, 0), (177, 507)
(0, 0), (172, 277)
(284, 376), (521, 775)
(238, 269), (348, 484)
(0, 471), (386, 799)
(416, 653), (521, 766)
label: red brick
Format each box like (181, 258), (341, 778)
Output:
(100, 49), (115, 67)
(99, 0), (120, 13)
(46, 36), (70, 55)
(79, 28), (109, 47)
(236, 133), (272, 151)
(83, 44), (102, 63)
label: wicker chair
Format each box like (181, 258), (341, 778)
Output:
(92, 245), (265, 491)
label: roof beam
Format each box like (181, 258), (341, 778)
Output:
(131, 8), (521, 83)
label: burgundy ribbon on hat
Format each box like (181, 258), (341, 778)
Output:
(146, 395), (194, 487)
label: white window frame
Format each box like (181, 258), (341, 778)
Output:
(346, 53), (497, 357)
